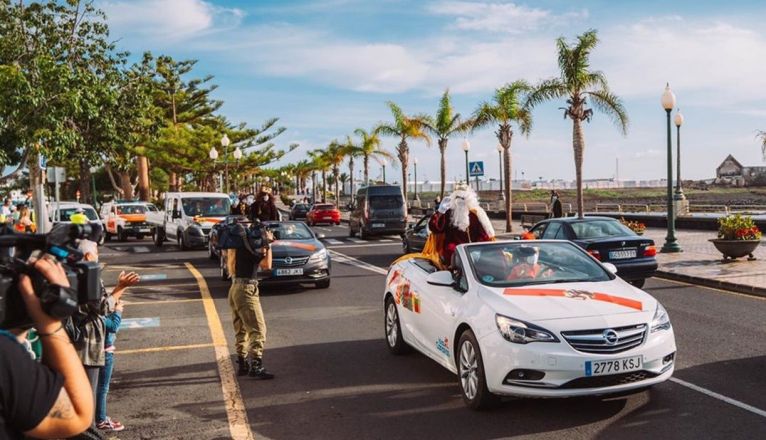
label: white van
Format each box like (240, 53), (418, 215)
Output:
(146, 192), (231, 250)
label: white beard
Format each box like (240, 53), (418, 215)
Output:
(451, 200), (471, 231)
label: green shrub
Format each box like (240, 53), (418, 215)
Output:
(717, 214), (762, 240)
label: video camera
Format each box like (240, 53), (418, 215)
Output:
(0, 222), (102, 329)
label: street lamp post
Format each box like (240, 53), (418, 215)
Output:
(462, 139), (470, 184)
(381, 159), (387, 184)
(232, 145), (242, 192)
(221, 134), (231, 193)
(496, 143), (504, 200)
(661, 83), (681, 253)
(208, 146), (219, 191)
(413, 157), (419, 202)
(674, 109), (685, 200)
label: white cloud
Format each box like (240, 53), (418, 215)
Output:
(427, 1), (587, 33)
(101, 0), (243, 41)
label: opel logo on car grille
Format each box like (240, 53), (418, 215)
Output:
(284, 257), (293, 265)
(603, 329), (619, 345)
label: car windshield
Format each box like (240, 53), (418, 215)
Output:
(294, 204), (309, 211)
(182, 198), (231, 216)
(267, 223), (314, 240)
(145, 204), (158, 212)
(570, 220), (635, 239)
(116, 205), (146, 215)
(369, 195), (402, 210)
(58, 207), (99, 221)
(467, 242), (612, 287)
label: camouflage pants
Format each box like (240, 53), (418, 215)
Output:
(228, 278), (267, 359)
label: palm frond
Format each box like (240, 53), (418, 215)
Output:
(586, 89), (629, 135)
(525, 78), (567, 109)
(471, 101), (498, 131)
(435, 89), (453, 133)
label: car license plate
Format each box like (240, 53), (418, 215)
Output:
(372, 223), (385, 228)
(275, 268), (304, 276)
(585, 355), (642, 376)
(609, 249), (637, 259)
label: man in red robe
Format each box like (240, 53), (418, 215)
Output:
(428, 184), (495, 267)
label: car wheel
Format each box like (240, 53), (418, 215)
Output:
(384, 297), (410, 355)
(349, 225), (356, 237)
(179, 231), (189, 250)
(153, 228), (165, 247)
(457, 329), (499, 410)
(105, 232), (112, 242)
(630, 279), (646, 289)
(359, 226), (367, 240)
(117, 227), (128, 242)
(315, 279), (331, 289)
(335, 221), (341, 226)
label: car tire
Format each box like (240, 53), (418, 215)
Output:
(384, 297), (410, 355)
(349, 225), (356, 237)
(153, 228), (165, 247)
(105, 232), (112, 242)
(630, 279), (646, 289)
(117, 227), (128, 242)
(359, 226), (367, 240)
(457, 329), (499, 410)
(179, 231), (189, 250)
(315, 279), (331, 289)
(335, 221), (341, 226)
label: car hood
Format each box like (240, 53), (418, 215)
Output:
(478, 278), (657, 322)
(270, 239), (322, 258)
(119, 214), (146, 222)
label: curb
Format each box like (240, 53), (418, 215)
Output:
(654, 270), (766, 299)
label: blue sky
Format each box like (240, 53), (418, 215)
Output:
(99, 0), (766, 183)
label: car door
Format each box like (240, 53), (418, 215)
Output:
(529, 222), (547, 239)
(166, 197), (179, 239)
(541, 221), (562, 239)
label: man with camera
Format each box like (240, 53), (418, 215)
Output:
(0, 256), (94, 438)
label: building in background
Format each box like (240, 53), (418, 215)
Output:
(715, 155), (766, 186)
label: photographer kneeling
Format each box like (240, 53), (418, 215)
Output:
(0, 257), (94, 438)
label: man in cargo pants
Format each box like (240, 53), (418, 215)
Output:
(227, 241), (275, 380)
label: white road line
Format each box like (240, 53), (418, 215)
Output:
(670, 377), (766, 418)
(133, 246), (151, 253)
(349, 239), (366, 243)
(329, 243), (401, 249)
(328, 250), (388, 275)
(324, 239), (344, 245)
(379, 239), (393, 242)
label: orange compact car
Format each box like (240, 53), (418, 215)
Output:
(102, 202), (158, 241)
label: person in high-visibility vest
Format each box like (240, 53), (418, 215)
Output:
(70, 208), (89, 226)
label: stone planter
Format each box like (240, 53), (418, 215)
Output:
(709, 239), (760, 261)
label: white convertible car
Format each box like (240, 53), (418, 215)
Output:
(384, 240), (676, 409)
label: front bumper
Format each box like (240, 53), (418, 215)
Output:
(479, 326), (676, 398)
(363, 221), (406, 236)
(613, 258), (658, 281)
(123, 224), (152, 236)
(258, 259), (331, 285)
(185, 229), (211, 248)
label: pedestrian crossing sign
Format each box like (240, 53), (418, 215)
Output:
(469, 161), (484, 177)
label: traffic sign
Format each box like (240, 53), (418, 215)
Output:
(469, 161), (484, 177)
(46, 166), (66, 183)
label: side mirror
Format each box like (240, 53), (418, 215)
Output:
(602, 262), (618, 274)
(426, 270), (455, 287)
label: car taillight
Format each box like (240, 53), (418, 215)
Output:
(644, 245), (657, 257)
(588, 249), (601, 261)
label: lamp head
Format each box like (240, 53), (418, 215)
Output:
(462, 139), (471, 152)
(209, 147), (219, 160)
(674, 109), (684, 127)
(661, 83), (676, 111)
(233, 146), (243, 160)
(221, 133), (230, 147)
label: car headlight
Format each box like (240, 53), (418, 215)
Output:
(495, 314), (559, 344)
(651, 302), (671, 332)
(308, 249), (327, 263)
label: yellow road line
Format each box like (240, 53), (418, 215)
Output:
(186, 262), (254, 440)
(125, 299), (203, 306)
(118, 343), (213, 355)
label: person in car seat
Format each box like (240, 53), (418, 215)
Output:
(507, 246), (553, 280)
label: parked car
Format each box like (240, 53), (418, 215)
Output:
(146, 192), (230, 250)
(49, 202), (105, 245)
(216, 221), (331, 289)
(306, 203), (340, 226)
(384, 240), (676, 409)
(349, 184), (406, 239)
(402, 215), (429, 253)
(289, 203), (310, 220)
(100, 201), (158, 241)
(528, 216), (657, 288)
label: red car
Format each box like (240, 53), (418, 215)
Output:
(307, 203), (341, 226)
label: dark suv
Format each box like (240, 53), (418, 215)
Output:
(349, 185), (406, 239)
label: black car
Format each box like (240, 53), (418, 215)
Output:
(349, 184), (406, 238)
(213, 220), (331, 289)
(289, 203), (310, 220)
(402, 215), (429, 253)
(528, 216), (657, 288)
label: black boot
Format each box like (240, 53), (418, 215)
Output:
(237, 356), (248, 376)
(248, 357), (275, 380)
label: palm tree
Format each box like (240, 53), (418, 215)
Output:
(758, 130), (766, 160)
(341, 135), (364, 203)
(324, 140), (348, 208)
(353, 128), (392, 183)
(526, 29), (629, 218)
(375, 102), (431, 205)
(473, 81), (534, 233)
(294, 160), (313, 196)
(308, 149), (331, 203)
(415, 89), (474, 199)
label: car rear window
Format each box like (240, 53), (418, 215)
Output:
(315, 204), (334, 210)
(369, 196), (403, 210)
(570, 220), (635, 239)
(116, 205), (146, 214)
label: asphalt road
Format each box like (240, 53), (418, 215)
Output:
(100, 225), (766, 440)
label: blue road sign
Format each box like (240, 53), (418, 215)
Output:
(469, 161), (484, 177)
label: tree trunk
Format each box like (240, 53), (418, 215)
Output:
(119, 170), (133, 199)
(349, 158), (355, 203)
(104, 163), (124, 196)
(498, 124), (513, 233)
(439, 138), (447, 199)
(398, 138), (408, 214)
(321, 169), (327, 202)
(363, 155), (369, 183)
(79, 158), (91, 204)
(169, 171), (178, 192)
(573, 118), (586, 218)
(137, 155), (151, 201)
(312, 171), (317, 202)
(334, 166), (340, 208)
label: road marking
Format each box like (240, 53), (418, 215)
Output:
(328, 250), (388, 275)
(324, 239), (344, 245)
(140, 273), (168, 281)
(670, 377), (766, 418)
(329, 243), (401, 249)
(349, 239), (366, 243)
(186, 263), (255, 440)
(117, 343), (214, 355)
(317, 227), (331, 232)
(125, 298), (202, 306)
(121, 317), (161, 329)
(134, 246), (151, 253)
(380, 239), (393, 242)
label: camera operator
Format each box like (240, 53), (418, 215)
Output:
(0, 256), (94, 438)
